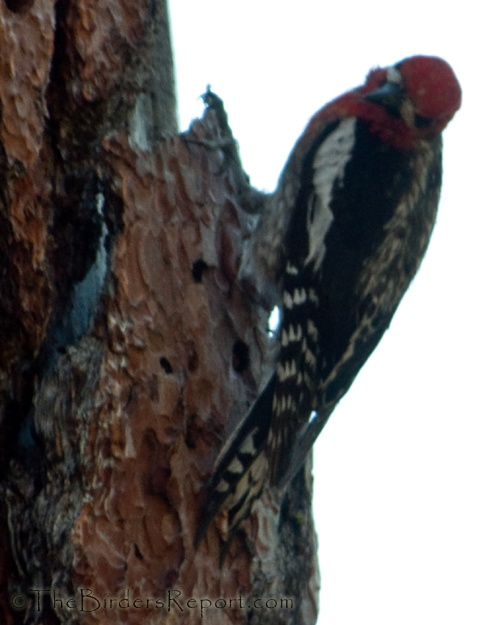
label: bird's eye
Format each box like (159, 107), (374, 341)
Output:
(414, 114), (434, 129)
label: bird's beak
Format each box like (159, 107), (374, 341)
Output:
(365, 81), (405, 112)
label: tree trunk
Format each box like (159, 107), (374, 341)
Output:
(0, 2), (319, 624)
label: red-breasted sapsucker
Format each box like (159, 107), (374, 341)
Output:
(196, 55), (461, 548)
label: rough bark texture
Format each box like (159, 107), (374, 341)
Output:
(0, 2), (319, 624)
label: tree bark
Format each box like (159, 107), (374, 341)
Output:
(0, 2), (319, 624)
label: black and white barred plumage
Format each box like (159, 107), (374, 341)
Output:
(196, 55), (461, 548)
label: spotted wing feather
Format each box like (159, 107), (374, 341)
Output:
(195, 377), (275, 547)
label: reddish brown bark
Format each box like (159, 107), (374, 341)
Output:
(0, 2), (319, 624)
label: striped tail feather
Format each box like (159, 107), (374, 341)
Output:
(195, 375), (276, 548)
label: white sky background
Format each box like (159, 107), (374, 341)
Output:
(168, 1), (500, 623)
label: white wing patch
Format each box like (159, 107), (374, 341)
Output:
(320, 142), (435, 395)
(306, 117), (356, 272)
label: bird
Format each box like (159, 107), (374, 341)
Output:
(195, 55), (461, 550)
